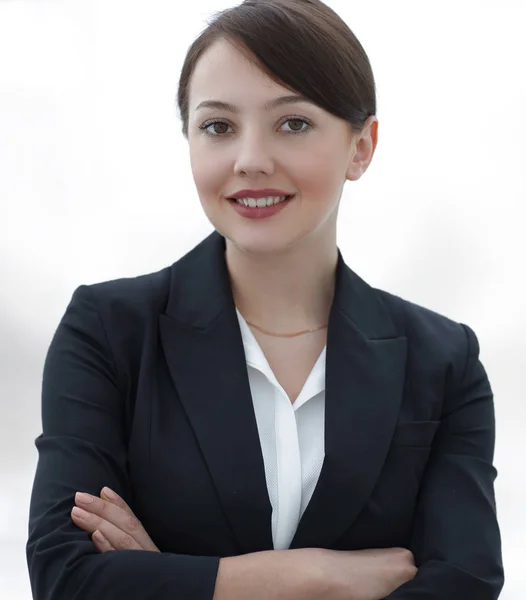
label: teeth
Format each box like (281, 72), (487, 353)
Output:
(235, 196), (289, 207)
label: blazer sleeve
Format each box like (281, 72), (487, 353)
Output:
(26, 285), (220, 600)
(385, 323), (504, 599)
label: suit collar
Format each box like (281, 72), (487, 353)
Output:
(164, 230), (398, 340)
(160, 230), (407, 552)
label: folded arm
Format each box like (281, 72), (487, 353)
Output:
(26, 285), (220, 600)
(385, 324), (504, 599)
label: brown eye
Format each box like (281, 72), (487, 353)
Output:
(288, 119), (305, 132)
(210, 122), (229, 135)
(199, 120), (232, 137)
(281, 117), (312, 134)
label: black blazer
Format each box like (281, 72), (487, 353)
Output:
(26, 231), (504, 600)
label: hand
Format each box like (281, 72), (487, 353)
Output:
(71, 487), (160, 554)
(296, 546), (418, 600)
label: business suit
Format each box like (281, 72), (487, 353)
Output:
(26, 230), (504, 599)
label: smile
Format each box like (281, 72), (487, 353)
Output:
(229, 195), (293, 208)
(227, 194), (295, 219)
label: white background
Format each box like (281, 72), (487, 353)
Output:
(1, 0), (525, 598)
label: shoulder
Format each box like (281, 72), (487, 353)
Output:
(379, 287), (472, 343)
(59, 265), (174, 392)
(72, 233), (218, 321)
(372, 286), (479, 382)
(78, 264), (172, 319)
(63, 265), (174, 365)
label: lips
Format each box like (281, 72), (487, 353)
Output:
(227, 194), (295, 219)
(228, 188), (294, 199)
(228, 195), (293, 205)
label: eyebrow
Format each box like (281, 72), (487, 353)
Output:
(195, 94), (314, 113)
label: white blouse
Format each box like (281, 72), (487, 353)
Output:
(236, 308), (326, 550)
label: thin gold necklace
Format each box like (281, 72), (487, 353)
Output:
(245, 319), (328, 338)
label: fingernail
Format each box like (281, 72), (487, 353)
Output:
(72, 506), (90, 520)
(93, 530), (106, 543)
(102, 487), (118, 501)
(76, 492), (94, 504)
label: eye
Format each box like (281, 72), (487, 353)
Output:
(280, 118), (311, 134)
(198, 116), (313, 138)
(199, 121), (233, 137)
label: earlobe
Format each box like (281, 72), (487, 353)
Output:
(345, 144), (367, 182)
(345, 162), (363, 182)
(346, 117), (378, 181)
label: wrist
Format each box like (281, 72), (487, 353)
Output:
(289, 548), (335, 598)
(214, 549), (326, 600)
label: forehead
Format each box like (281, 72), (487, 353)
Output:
(188, 38), (291, 109)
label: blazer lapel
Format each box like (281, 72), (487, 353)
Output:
(160, 230), (408, 553)
(159, 232), (273, 554)
(290, 256), (407, 549)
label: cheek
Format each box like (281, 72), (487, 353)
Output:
(292, 149), (345, 199)
(189, 148), (226, 199)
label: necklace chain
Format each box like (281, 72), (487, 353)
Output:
(245, 319), (328, 338)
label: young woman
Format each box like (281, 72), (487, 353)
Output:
(26, 1), (504, 599)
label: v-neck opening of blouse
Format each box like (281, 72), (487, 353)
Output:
(236, 307), (326, 409)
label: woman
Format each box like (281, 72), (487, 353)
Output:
(26, 0), (504, 598)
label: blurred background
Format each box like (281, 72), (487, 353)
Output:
(1, 0), (524, 597)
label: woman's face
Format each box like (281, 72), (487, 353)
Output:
(187, 38), (377, 256)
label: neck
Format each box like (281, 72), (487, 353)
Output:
(225, 235), (338, 332)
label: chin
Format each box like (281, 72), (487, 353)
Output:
(222, 227), (305, 257)
(227, 234), (285, 255)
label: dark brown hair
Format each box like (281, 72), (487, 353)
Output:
(176, 0), (377, 139)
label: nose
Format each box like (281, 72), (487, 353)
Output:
(233, 131), (276, 177)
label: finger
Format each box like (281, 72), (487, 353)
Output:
(71, 507), (142, 551)
(100, 487), (130, 511)
(73, 492), (159, 552)
(92, 529), (116, 553)
(74, 492), (151, 547)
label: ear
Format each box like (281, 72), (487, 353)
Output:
(345, 116), (379, 182)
